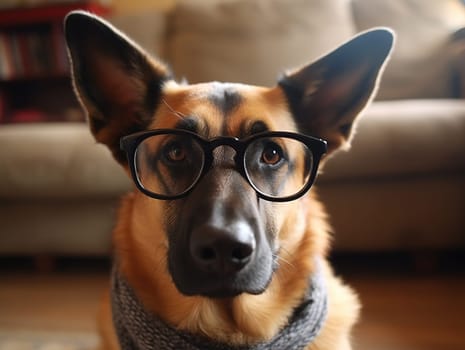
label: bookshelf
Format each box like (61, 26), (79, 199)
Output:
(0, 2), (110, 123)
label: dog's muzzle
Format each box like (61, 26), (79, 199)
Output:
(167, 165), (276, 298)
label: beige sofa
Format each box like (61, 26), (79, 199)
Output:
(1, 0), (465, 255)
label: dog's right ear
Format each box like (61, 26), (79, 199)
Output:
(278, 29), (393, 155)
(64, 11), (171, 163)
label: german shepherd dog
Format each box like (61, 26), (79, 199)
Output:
(65, 11), (393, 350)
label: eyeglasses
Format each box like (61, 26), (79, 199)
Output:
(120, 129), (327, 202)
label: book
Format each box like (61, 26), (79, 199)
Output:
(0, 33), (14, 79)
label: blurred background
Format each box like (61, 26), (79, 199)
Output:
(0, 0), (464, 349)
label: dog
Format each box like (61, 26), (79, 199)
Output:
(64, 11), (393, 350)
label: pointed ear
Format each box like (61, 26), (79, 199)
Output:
(278, 29), (394, 154)
(64, 11), (172, 163)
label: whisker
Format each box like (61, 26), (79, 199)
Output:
(275, 245), (297, 271)
(279, 246), (295, 260)
(273, 253), (295, 272)
(162, 98), (186, 121)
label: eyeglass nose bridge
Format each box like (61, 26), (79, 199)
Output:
(201, 136), (248, 178)
(207, 136), (242, 151)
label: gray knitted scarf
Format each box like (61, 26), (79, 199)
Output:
(111, 263), (327, 350)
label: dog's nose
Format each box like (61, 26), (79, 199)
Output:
(189, 223), (255, 275)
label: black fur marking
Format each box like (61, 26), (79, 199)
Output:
(238, 120), (270, 139)
(250, 121), (270, 135)
(175, 117), (212, 139)
(339, 123), (353, 139)
(174, 118), (199, 133)
(113, 122), (148, 164)
(89, 116), (108, 134)
(277, 77), (305, 129)
(145, 151), (172, 196)
(144, 76), (169, 121)
(207, 84), (243, 116)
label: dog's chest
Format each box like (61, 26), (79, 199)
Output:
(111, 264), (327, 350)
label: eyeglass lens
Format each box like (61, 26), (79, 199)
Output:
(244, 137), (313, 199)
(135, 133), (205, 196)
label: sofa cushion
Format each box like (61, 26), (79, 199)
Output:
(0, 123), (131, 199)
(320, 99), (465, 182)
(352, 0), (465, 100)
(0, 199), (115, 255)
(167, 0), (355, 86)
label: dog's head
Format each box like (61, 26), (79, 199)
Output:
(65, 12), (392, 298)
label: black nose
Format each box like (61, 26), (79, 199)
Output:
(189, 223), (256, 275)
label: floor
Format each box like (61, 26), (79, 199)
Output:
(0, 254), (464, 350)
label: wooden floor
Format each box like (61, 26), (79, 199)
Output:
(0, 255), (464, 350)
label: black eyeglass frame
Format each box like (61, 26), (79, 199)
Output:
(120, 129), (327, 202)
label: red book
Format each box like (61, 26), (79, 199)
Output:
(18, 32), (33, 77)
(10, 33), (23, 77)
(0, 90), (7, 122)
(0, 2), (111, 27)
(50, 22), (68, 76)
(9, 108), (47, 123)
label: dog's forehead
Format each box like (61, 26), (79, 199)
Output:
(151, 81), (295, 137)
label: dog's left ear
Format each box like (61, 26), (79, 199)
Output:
(64, 11), (172, 163)
(278, 29), (394, 154)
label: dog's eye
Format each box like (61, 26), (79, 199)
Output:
(163, 141), (186, 162)
(261, 143), (283, 165)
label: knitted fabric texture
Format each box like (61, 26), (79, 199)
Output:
(111, 263), (327, 350)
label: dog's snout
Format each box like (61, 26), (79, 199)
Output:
(170, 167), (274, 297)
(190, 223), (255, 275)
